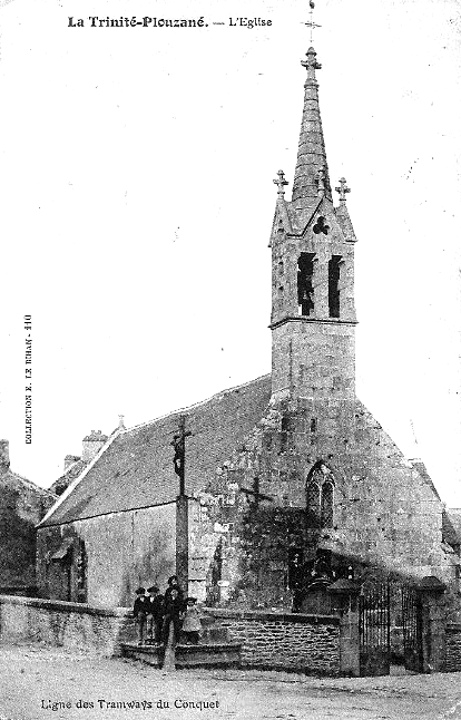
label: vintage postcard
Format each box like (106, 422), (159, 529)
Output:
(0, 0), (460, 719)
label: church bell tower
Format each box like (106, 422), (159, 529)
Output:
(269, 46), (357, 406)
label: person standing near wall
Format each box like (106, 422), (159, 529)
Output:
(146, 585), (164, 644)
(162, 587), (184, 645)
(133, 587), (148, 646)
(164, 575), (184, 604)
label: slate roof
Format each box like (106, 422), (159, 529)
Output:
(40, 375), (272, 527)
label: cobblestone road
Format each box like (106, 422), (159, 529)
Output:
(1, 645), (461, 720)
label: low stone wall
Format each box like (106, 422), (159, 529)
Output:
(0, 595), (132, 657)
(0, 597), (341, 673)
(445, 623), (461, 672)
(206, 609), (340, 675)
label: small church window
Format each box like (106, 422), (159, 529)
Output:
(321, 481), (334, 528)
(297, 253), (315, 316)
(313, 216), (330, 235)
(328, 255), (341, 318)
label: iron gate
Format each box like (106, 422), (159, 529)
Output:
(359, 581), (391, 676)
(401, 584), (423, 672)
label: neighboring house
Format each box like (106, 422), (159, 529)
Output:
(36, 44), (460, 619)
(0, 440), (55, 590)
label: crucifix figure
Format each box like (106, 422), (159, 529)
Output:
(273, 169), (288, 196)
(335, 177), (351, 203)
(240, 477), (273, 509)
(171, 416), (192, 497)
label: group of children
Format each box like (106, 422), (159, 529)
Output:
(132, 575), (202, 647)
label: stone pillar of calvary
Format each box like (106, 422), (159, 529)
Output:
(171, 416), (192, 595)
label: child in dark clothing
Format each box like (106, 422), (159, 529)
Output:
(145, 585), (164, 645)
(162, 587), (184, 646)
(133, 587), (148, 645)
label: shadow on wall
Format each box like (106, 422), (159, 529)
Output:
(0, 486), (37, 585)
(223, 505), (309, 610)
(121, 543), (175, 607)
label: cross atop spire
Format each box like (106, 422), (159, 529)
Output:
(304, 1), (322, 46)
(335, 177), (351, 203)
(273, 169), (289, 197)
(292, 44), (331, 208)
(301, 46), (322, 84)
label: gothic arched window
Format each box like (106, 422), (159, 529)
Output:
(321, 481), (334, 528)
(306, 480), (321, 526)
(306, 463), (335, 529)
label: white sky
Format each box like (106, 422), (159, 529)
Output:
(0, 0), (460, 504)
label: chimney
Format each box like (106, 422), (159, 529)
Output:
(0, 440), (10, 470)
(64, 454), (81, 472)
(118, 414), (126, 430)
(82, 430), (108, 463)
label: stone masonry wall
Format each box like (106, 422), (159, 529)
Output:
(190, 394), (458, 610)
(0, 595), (131, 657)
(207, 609), (340, 674)
(37, 504), (176, 607)
(444, 624), (461, 672)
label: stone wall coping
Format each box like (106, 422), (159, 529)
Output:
(202, 607), (340, 625)
(0, 595), (131, 618)
(446, 623), (461, 633)
(0, 596), (340, 626)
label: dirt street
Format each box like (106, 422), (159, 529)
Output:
(1, 644), (461, 720)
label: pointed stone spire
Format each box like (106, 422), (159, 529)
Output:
(292, 47), (332, 209)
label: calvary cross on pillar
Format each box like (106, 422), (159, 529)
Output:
(240, 477), (273, 508)
(171, 416), (192, 598)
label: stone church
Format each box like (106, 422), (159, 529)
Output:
(37, 45), (460, 613)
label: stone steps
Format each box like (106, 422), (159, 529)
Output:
(120, 641), (241, 669)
